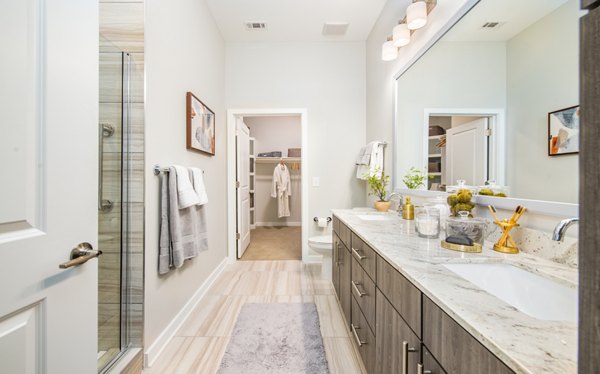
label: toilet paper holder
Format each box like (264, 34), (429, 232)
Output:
(314, 217), (332, 223)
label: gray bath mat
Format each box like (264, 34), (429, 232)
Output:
(218, 303), (329, 374)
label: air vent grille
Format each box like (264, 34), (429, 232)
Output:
(245, 22), (267, 30)
(481, 22), (505, 29)
(322, 23), (349, 36)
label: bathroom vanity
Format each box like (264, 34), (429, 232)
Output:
(331, 210), (577, 374)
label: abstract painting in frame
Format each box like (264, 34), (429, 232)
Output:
(186, 91), (215, 155)
(548, 105), (579, 156)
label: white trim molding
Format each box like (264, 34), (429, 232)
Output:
(227, 108), (309, 263)
(256, 222), (301, 227)
(143, 258), (228, 368)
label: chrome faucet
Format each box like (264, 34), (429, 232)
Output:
(552, 218), (579, 242)
(388, 192), (403, 213)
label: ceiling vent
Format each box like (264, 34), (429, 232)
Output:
(481, 21), (505, 29)
(245, 22), (267, 30)
(322, 23), (349, 36)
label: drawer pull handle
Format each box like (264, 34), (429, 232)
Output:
(350, 323), (365, 347)
(417, 363), (432, 374)
(352, 247), (367, 260)
(351, 280), (366, 297)
(402, 341), (417, 374)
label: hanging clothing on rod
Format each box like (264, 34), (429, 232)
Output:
(271, 161), (291, 218)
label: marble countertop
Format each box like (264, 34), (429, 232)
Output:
(331, 208), (577, 374)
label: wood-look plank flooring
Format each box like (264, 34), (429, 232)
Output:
(240, 227), (301, 260)
(143, 261), (365, 374)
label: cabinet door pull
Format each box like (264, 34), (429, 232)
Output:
(402, 341), (417, 374)
(350, 323), (365, 347)
(417, 363), (432, 374)
(352, 247), (367, 260)
(351, 280), (366, 297)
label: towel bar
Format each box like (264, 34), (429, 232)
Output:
(154, 164), (204, 175)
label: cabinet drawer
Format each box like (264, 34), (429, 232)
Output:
(376, 256), (422, 337)
(423, 296), (514, 374)
(351, 297), (376, 374)
(351, 257), (376, 334)
(351, 233), (376, 281)
(422, 346), (447, 374)
(337, 220), (352, 249)
(376, 289), (420, 374)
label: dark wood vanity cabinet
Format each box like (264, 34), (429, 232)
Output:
(422, 296), (513, 374)
(332, 217), (352, 326)
(331, 216), (514, 374)
(375, 288), (421, 374)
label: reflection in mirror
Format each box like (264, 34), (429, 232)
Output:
(394, 0), (583, 204)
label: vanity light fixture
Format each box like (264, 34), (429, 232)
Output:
(381, 36), (398, 61)
(392, 21), (411, 47)
(407, 0), (428, 30)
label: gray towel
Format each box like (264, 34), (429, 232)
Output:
(158, 166), (209, 274)
(159, 173), (171, 274)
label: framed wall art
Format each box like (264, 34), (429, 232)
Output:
(187, 91), (215, 155)
(548, 105), (579, 156)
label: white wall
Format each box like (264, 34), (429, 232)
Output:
(226, 42), (367, 239)
(144, 0), (226, 361)
(506, 0), (581, 203)
(395, 41), (507, 187)
(245, 116), (302, 224)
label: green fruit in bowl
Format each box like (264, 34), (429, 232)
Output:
(478, 188), (494, 196)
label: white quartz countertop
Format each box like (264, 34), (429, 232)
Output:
(331, 208), (577, 374)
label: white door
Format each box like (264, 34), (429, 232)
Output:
(236, 119), (251, 258)
(0, 1), (98, 373)
(445, 118), (489, 186)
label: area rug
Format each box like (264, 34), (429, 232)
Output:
(218, 303), (329, 374)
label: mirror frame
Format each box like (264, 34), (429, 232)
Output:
(391, 0), (579, 217)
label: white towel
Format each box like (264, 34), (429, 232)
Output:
(173, 165), (200, 209)
(191, 167), (208, 205)
(356, 141), (384, 179)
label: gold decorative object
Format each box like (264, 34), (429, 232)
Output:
(489, 205), (526, 254)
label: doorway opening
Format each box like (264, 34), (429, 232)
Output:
(424, 109), (505, 191)
(227, 109), (309, 263)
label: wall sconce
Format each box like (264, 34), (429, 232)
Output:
(393, 21), (410, 47)
(407, 0), (428, 30)
(381, 36), (398, 61)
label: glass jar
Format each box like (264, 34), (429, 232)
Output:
(442, 211), (487, 252)
(415, 207), (440, 239)
(446, 179), (476, 195)
(477, 180), (510, 198)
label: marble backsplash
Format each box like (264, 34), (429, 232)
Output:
(485, 224), (578, 268)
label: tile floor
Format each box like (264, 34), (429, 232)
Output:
(240, 227), (302, 261)
(143, 261), (365, 374)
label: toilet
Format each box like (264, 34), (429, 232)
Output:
(308, 234), (333, 280)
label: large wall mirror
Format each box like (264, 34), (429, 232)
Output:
(394, 0), (583, 204)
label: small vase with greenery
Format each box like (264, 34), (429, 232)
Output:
(403, 167), (429, 189)
(365, 169), (391, 212)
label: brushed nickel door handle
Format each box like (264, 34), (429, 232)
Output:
(350, 323), (365, 347)
(59, 242), (102, 269)
(402, 341), (417, 374)
(351, 280), (366, 297)
(352, 247), (366, 260)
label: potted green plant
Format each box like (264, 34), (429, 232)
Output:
(365, 169), (391, 212)
(403, 167), (428, 189)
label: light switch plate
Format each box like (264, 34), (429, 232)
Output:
(312, 177), (320, 187)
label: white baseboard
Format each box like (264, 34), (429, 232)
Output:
(256, 222), (301, 227)
(144, 257), (228, 368)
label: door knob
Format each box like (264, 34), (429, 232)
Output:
(59, 242), (102, 269)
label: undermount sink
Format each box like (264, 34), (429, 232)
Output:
(356, 214), (390, 221)
(443, 263), (577, 322)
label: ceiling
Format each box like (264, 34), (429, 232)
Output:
(443, 0), (570, 42)
(205, 0), (389, 42)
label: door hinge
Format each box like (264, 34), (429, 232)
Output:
(236, 180), (240, 188)
(485, 128), (492, 137)
(236, 233), (241, 240)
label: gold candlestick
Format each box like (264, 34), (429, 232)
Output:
(490, 206), (525, 254)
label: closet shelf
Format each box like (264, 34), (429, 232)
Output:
(255, 157), (301, 164)
(428, 135), (445, 140)
(428, 153), (442, 158)
(429, 172), (442, 176)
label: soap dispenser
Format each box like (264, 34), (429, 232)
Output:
(402, 197), (414, 220)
